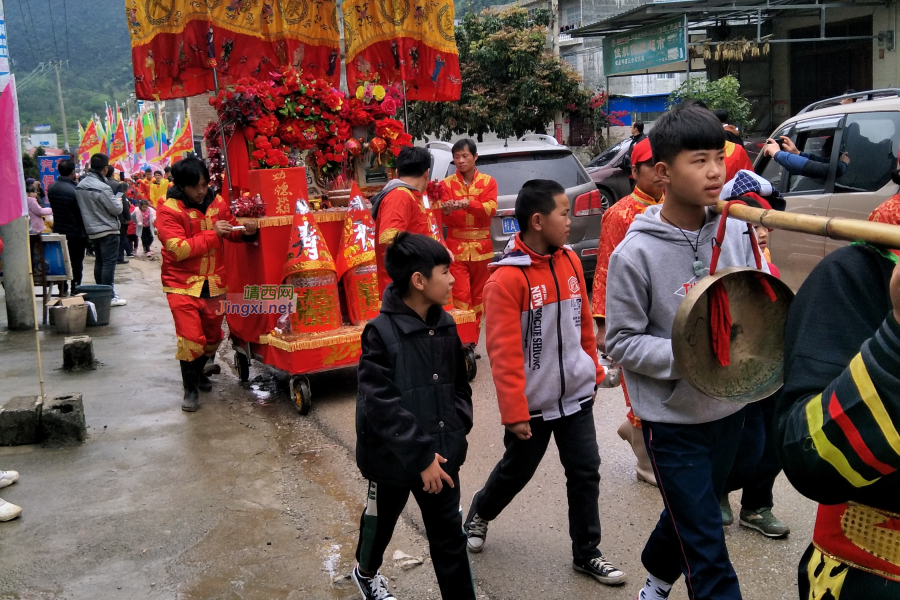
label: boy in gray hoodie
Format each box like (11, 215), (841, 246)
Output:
(605, 102), (767, 600)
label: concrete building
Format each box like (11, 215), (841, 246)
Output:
(572, 0), (900, 135)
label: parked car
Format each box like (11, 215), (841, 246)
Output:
(754, 88), (900, 291)
(428, 134), (602, 276)
(585, 138), (635, 211)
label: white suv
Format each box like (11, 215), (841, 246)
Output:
(755, 89), (900, 291)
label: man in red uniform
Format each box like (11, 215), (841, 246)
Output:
(592, 138), (664, 485)
(442, 139), (498, 339)
(371, 146), (444, 296)
(156, 157), (258, 412)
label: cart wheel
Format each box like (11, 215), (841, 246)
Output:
(234, 351), (250, 383)
(464, 347), (477, 382)
(290, 376), (312, 415)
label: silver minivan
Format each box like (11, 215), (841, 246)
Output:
(428, 135), (602, 276)
(755, 89), (900, 291)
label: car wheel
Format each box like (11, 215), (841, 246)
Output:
(599, 189), (615, 211)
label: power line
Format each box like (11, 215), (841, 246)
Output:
(14, 0), (39, 66)
(62, 0), (71, 61)
(21, 0), (41, 62)
(46, 0), (61, 61)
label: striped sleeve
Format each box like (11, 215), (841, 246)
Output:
(775, 246), (899, 504)
(797, 317), (900, 488)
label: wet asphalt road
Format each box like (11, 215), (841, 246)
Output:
(0, 256), (815, 599)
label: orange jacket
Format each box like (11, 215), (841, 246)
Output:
(591, 186), (663, 318)
(442, 170), (498, 261)
(156, 191), (248, 297)
(484, 235), (603, 425)
(373, 183), (443, 294)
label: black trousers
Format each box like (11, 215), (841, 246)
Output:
(141, 228), (154, 253)
(91, 234), (119, 295)
(128, 233), (138, 253)
(641, 411), (745, 600)
(465, 405), (603, 561)
(725, 398), (782, 510)
(64, 234), (89, 288)
(118, 224), (132, 258)
(355, 476), (475, 600)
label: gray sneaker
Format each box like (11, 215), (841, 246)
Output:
(720, 495), (733, 526)
(739, 507), (790, 538)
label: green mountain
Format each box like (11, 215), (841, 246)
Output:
(5, 0), (135, 148)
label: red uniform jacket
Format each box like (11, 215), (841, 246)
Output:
(442, 170), (498, 262)
(374, 184), (443, 294)
(591, 186), (663, 318)
(156, 191), (247, 297)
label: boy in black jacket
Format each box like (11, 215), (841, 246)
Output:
(352, 232), (476, 600)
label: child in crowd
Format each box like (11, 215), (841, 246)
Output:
(605, 102), (769, 600)
(133, 200), (156, 257)
(464, 180), (625, 587)
(352, 232), (475, 600)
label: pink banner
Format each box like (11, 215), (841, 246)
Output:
(0, 77), (26, 227)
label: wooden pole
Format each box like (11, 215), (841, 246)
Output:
(713, 200), (900, 248)
(26, 219), (46, 402)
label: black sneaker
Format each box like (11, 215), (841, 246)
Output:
(573, 556), (627, 586)
(465, 513), (489, 553)
(351, 565), (396, 600)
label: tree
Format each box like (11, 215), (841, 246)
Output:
(668, 75), (755, 134)
(408, 7), (591, 142)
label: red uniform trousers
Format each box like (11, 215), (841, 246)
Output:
(167, 294), (225, 361)
(450, 258), (489, 337)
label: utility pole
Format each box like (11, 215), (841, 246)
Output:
(53, 61), (69, 151)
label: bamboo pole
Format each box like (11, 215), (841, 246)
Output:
(713, 200), (900, 249)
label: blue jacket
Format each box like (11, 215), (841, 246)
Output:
(774, 151), (848, 180)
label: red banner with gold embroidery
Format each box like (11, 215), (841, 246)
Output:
(341, 0), (461, 101)
(283, 199), (336, 279)
(335, 182), (376, 278)
(127, 0), (341, 100)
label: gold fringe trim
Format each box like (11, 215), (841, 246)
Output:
(260, 326), (365, 352)
(449, 309), (476, 325)
(345, 254), (375, 270)
(239, 209), (349, 229)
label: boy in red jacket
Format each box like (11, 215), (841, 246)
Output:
(464, 179), (625, 586)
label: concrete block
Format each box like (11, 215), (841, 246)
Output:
(63, 335), (95, 371)
(0, 396), (42, 446)
(40, 394), (86, 445)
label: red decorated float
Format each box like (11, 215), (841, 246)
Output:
(209, 67), (478, 414)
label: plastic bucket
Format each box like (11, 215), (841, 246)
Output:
(51, 304), (88, 334)
(77, 284), (114, 326)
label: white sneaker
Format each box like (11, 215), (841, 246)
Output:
(465, 513), (489, 553)
(0, 498), (21, 521)
(0, 470), (19, 489)
(110, 296), (127, 307)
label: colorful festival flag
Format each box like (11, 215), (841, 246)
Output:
(108, 109), (128, 164)
(127, 0), (342, 100)
(157, 111), (168, 158)
(0, 76), (27, 227)
(142, 112), (157, 163)
(342, 0), (461, 100)
(77, 119), (100, 164)
(165, 110), (194, 164)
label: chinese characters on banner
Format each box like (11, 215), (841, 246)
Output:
(342, 0), (461, 100)
(126, 0), (341, 100)
(248, 167), (309, 217)
(38, 156), (66, 199)
(602, 17), (686, 77)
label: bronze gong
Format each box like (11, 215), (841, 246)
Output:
(671, 266), (794, 403)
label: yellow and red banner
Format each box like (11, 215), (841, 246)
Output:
(108, 111), (128, 164)
(127, 0), (342, 100)
(77, 119), (100, 163)
(342, 0), (461, 101)
(166, 110), (195, 164)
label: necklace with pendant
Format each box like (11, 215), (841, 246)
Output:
(661, 213), (705, 277)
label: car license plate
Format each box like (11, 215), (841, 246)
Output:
(501, 217), (520, 235)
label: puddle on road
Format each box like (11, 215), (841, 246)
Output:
(248, 375), (282, 406)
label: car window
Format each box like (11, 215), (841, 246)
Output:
(588, 139), (630, 168)
(447, 151), (590, 196)
(757, 126), (792, 190)
(780, 116), (843, 194)
(835, 112), (900, 193)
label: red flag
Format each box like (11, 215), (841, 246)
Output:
(343, 0), (461, 101)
